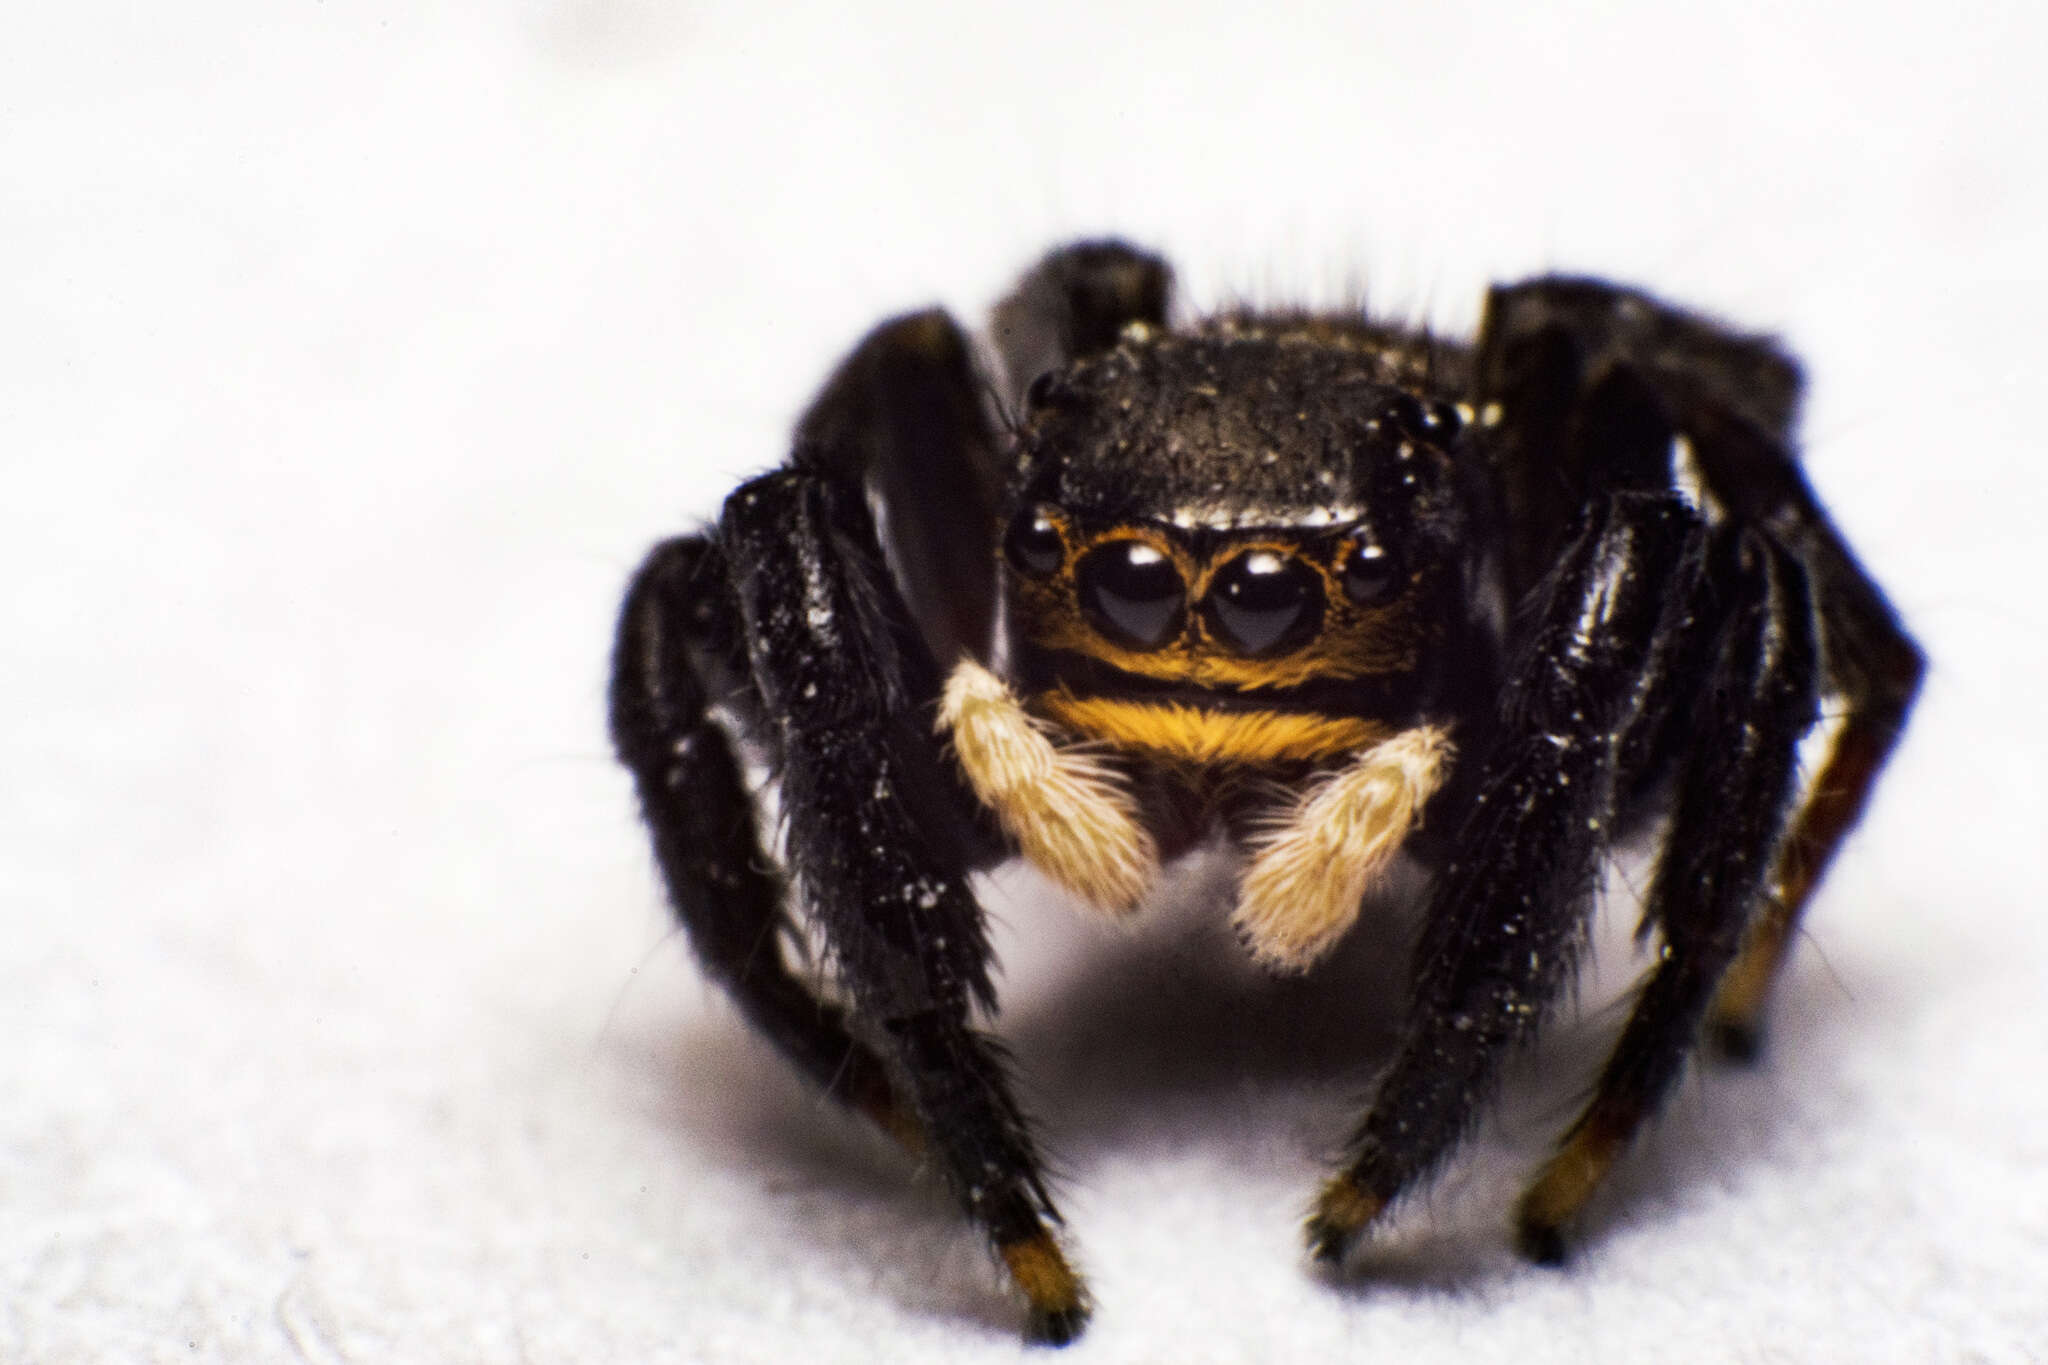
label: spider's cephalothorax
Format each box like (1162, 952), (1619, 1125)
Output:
(610, 242), (1922, 1344)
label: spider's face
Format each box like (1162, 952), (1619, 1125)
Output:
(999, 330), (1470, 765)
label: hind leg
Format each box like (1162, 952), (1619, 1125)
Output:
(610, 532), (919, 1148)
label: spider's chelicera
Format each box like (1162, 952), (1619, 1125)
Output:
(609, 242), (1922, 1344)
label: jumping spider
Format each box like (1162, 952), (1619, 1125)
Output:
(610, 241), (1922, 1344)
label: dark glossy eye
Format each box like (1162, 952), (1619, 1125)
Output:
(1380, 392), (1461, 444)
(1422, 400), (1463, 440)
(1076, 540), (1186, 650)
(1339, 538), (1404, 607)
(1204, 550), (1324, 656)
(1382, 392), (1429, 438)
(1004, 506), (1065, 576)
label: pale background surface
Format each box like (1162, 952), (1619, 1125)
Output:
(5, 3), (2044, 1361)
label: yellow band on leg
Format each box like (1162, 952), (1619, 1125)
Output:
(1307, 1173), (1389, 1263)
(1514, 1111), (1632, 1262)
(999, 1231), (1090, 1344)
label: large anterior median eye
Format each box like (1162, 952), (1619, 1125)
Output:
(1076, 540), (1186, 650)
(1204, 550), (1325, 656)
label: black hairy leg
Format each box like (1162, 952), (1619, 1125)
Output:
(989, 239), (1173, 410)
(1512, 529), (1817, 1259)
(609, 533), (922, 1149)
(1308, 277), (1902, 1264)
(1676, 404), (1925, 1060)
(617, 312), (1091, 1343)
(720, 469), (1082, 1339)
(1468, 275), (1923, 1061)
(1307, 491), (1712, 1263)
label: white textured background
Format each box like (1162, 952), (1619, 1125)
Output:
(5, 3), (2044, 1361)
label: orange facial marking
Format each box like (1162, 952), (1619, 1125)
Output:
(1036, 691), (1390, 766)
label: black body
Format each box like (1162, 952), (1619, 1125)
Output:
(609, 241), (1922, 1343)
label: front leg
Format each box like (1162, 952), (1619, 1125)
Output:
(720, 469), (1086, 1345)
(1309, 492), (1707, 1262)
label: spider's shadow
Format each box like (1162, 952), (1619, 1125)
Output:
(991, 862), (1532, 1293)
(993, 856), (1414, 1147)
(641, 853), (1873, 1323)
(985, 853), (1871, 1295)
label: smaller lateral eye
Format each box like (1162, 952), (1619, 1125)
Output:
(1004, 506), (1065, 576)
(1024, 370), (1060, 409)
(1340, 537), (1404, 607)
(1422, 400), (1463, 440)
(1380, 392), (1462, 444)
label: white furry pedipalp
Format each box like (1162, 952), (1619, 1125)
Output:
(937, 659), (1159, 914)
(1233, 724), (1454, 972)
